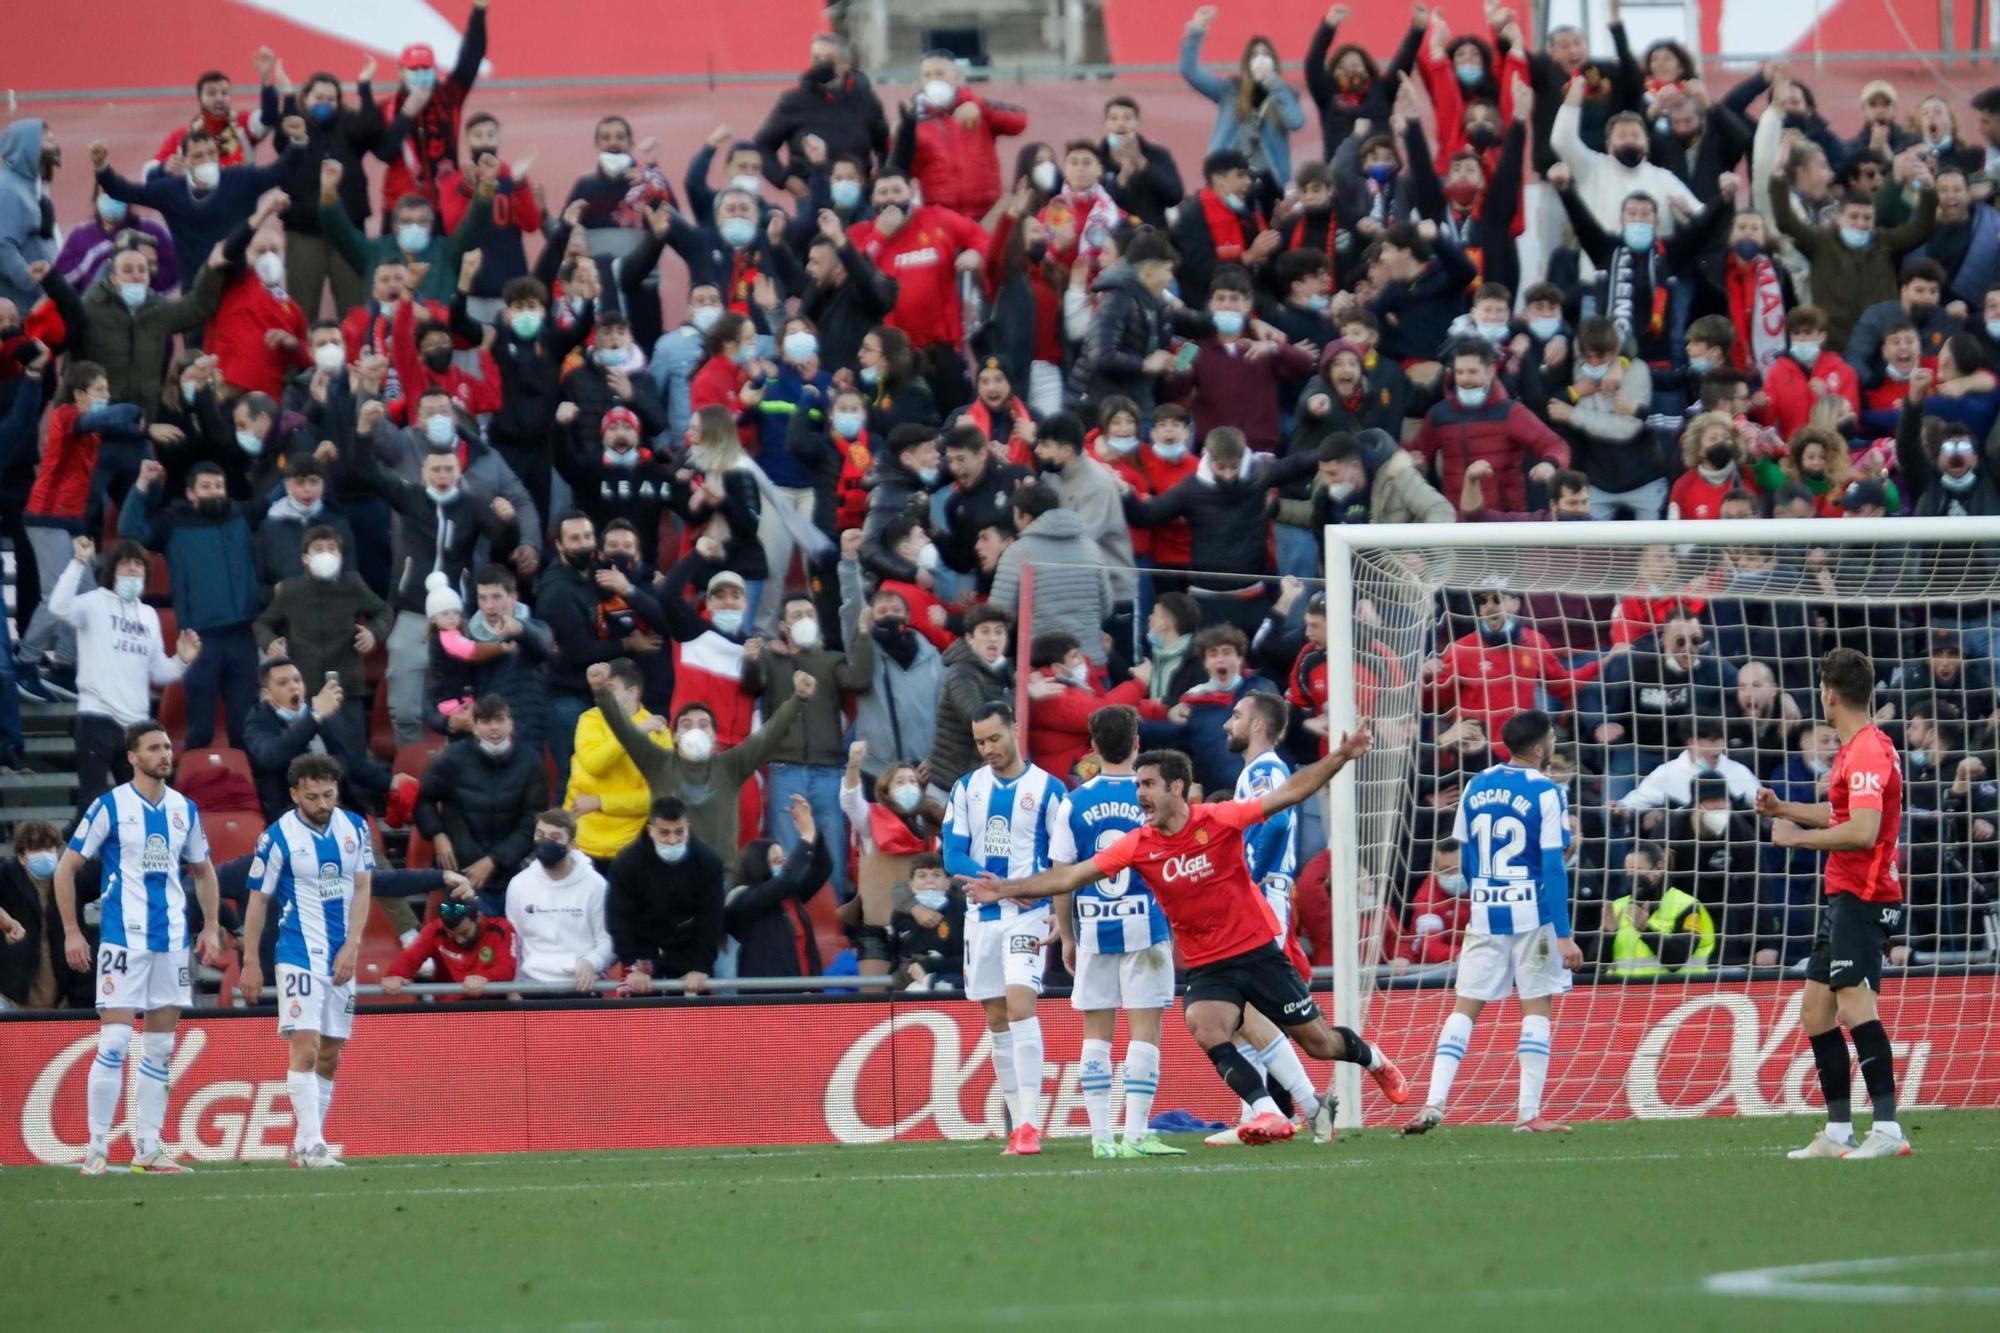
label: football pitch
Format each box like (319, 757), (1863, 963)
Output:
(7, 1113), (2000, 1332)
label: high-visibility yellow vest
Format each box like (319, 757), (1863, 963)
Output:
(1607, 888), (1715, 977)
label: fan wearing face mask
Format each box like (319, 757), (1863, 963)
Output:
(1662, 775), (1757, 945)
(1619, 717), (1762, 828)
(0, 821), (72, 1009)
(888, 50), (1029, 220)
(1178, 9), (1305, 215)
(206, 190), (310, 398)
(1550, 78), (1701, 263)
(587, 659), (814, 862)
(726, 797), (837, 980)
(253, 527), (388, 732)
(1602, 842), (1715, 977)
(316, 154), (496, 306)
(1024, 631), (1151, 782)
(1896, 369), (2000, 519)
(1388, 840), (1471, 975)
(839, 737), (946, 974)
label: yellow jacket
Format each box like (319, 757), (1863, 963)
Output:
(567, 704), (672, 859)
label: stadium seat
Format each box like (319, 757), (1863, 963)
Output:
(146, 551), (170, 599)
(393, 739), (445, 779)
(404, 831), (435, 870)
(203, 812), (264, 866)
(369, 687), (396, 760)
(181, 745), (255, 786)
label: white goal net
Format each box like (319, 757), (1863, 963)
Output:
(1322, 517), (2000, 1127)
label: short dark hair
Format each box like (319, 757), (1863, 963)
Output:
(1040, 412), (1085, 450)
(1317, 432), (1361, 466)
(287, 753), (346, 788)
(889, 423), (938, 460)
(1523, 282), (1565, 308)
(1274, 249), (1328, 292)
(195, 70), (230, 94)
(1901, 257), (1947, 288)
(1192, 624), (1248, 658)
(648, 797), (688, 824)
(1686, 314), (1735, 350)
(501, 275), (548, 308)
(605, 656), (645, 692)
(1448, 338), (1498, 368)
(1551, 469), (1590, 499)
(1209, 264), (1254, 299)
(1202, 149), (1251, 179)
(1062, 138), (1103, 166)
(673, 700), (717, 729)
(973, 701), (1016, 728)
(1104, 94), (1140, 118)
(471, 694), (512, 722)
(1123, 227), (1176, 268)
(1090, 705), (1139, 764)
(258, 656), (298, 686)
(1135, 748), (1194, 796)
(1238, 691), (1288, 744)
(942, 423), (988, 455)
(1820, 647), (1876, 707)
(474, 563), (516, 593)
(1029, 631), (1080, 669)
(1012, 480), (1060, 523)
(964, 603), (1012, 634)
(1500, 709), (1554, 759)
(124, 720), (167, 754)
(1154, 591), (1200, 637)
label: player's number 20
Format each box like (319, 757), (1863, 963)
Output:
(1468, 811), (1528, 879)
(283, 972), (314, 998)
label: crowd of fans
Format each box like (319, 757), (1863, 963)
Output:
(6, 0), (2000, 1008)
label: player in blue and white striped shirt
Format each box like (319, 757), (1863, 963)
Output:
(942, 702), (1067, 1156)
(54, 720), (223, 1176)
(1404, 710), (1585, 1136)
(239, 754), (375, 1169)
(1049, 707), (1183, 1159)
(1215, 692), (1331, 1141)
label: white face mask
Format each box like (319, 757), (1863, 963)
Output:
(1249, 54), (1276, 81)
(190, 161), (222, 190)
(599, 151), (634, 177)
(306, 551), (341, 581)
(890, 783), (922, 813)
(1031, 161), (1059, 193)
(313, 342), (346, 373)
(1698, 810), (1731, 836)
(788, 617), (822, 650)
(676, 727), (715, 762)
(254, 251), (287, 286)
(924, 79), (957, 109)
(729, 173), (763, 196)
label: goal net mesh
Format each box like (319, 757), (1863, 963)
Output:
(1337, 525), (2000, 1125)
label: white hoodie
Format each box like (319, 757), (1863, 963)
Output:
(504, 856), (614, 983)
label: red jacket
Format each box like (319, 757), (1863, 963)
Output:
(1027, 672), (1149, 781)
(1424, 625), (1578, 745)
(1667, 465), (1757, 521)
(387, 916), (519, 990)
(879, 577), (957, 653)
(1391, 871), (1471, 965)
(27, 404), (99, 523)
(386, 292), (502, 422)
(985, 213), (1065, 363)
(1758, 352), (1860, 440)
(1407, 380), (1570, 514)
(689, 355), (759, 450)
(848, 206), (990, 350)
(437, 164), (542, 239)
(154, 110), (258, 167)
(208, 270), (309, 398)
(905, 89), (1028, 217)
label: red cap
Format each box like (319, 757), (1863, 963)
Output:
(400, 43), (436, 69)
(602, 406), (640, 436)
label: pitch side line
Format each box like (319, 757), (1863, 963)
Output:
(1702, 1251), (2000, 1304)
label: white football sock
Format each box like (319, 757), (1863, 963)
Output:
(1874, 1119), (1902, 1139)
(987, 1028), (1019, 1128)
(318, 1074), (336, 1126)
(1234, 1042), (1265, 1123)
(1517, 1014), (1551, 1122)
(1010, 1017), (1045, 1131)
(1249, 1094), (1282, 1120)
(134, 1031), (174, 1156)
(1258, 1035), (1321, 1120)
(288, 1070), (325, 1153)
(1079, 1038), (1115, 1143)
(1121, 1041), (1161, 1141)
(1426, 1011), (1475, 1110)
(86, 1025), (128, 1152)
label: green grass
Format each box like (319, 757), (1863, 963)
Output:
(7, 1113), (2000, 1332)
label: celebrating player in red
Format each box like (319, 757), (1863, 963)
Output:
(972, 729), (1407, 1146)
(1757, 647), (1910, 1160)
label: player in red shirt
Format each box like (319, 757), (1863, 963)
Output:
(1757, 646), (1910, 1160)
(973, 732), (1408, 1146)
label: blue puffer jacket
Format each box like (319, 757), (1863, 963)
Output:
(120, 489), (263, 630)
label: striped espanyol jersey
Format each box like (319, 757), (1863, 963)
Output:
(1050, 773), (1170, 956)
(67, 783), (210, 952)
(942, 762), (1066, 922)
(1232, 751), (1297, 896)
(251, 807), (376, 973)
(1451, 762), (1571, 938)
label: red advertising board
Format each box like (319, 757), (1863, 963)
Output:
(7, 0), (828, 95)
(4, 978), (1996, 1165)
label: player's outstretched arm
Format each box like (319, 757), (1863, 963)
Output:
(1754, 786), (1833, 829)
(1772, 804), (1879, 852)
(1260, 719), (1373, 818)
(969, 860), (1105, 903)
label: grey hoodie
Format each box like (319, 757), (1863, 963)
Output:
(0, 119), (58, 312)
(989, 507), (1115, 664)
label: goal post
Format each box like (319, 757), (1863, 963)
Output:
(1323, 516), (2000, 1129)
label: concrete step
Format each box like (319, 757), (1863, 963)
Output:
(20, 701), (78, 732)
(0, 769), (77, 797)
(23, 733), (73, 757)
(1, 803), (76, 829)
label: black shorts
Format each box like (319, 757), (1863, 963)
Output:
(1183, 942), (1322, 1028)
(1805, 892), (1903, 992)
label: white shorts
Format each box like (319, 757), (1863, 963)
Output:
(1070, 943), (1175, 1012)
(963, 910), (1050, 1003)
(1455, 926), (1572, 1003)
(1263, 884), (1292, 947)
(95, 946), (191, 1013)
(275, 964), (356, 1040)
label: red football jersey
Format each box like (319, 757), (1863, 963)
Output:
(1826, 723), (1903, 904)
(1094, 799), (1280, 967)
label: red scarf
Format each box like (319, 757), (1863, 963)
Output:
(1288, 207), (1338, 265)
(1725, 253), (1787, 373)
(727, 248), (761, 317)
(868, 803), (933, 856)
(1199, 188), (1264, 263)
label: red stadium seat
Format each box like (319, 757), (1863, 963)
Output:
(181, 746), (254, 786)
(203, 812), (265, 866)
(405, 831), (436, 871)
(146, 552), (170, 599)
(393, 739), (444, 779)
(369, 687), (395, 760)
